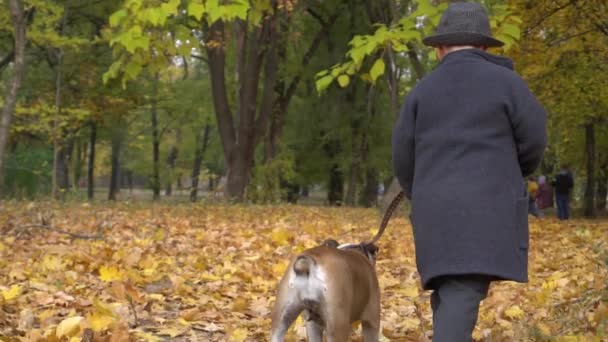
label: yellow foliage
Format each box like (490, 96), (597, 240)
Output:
(270, 228), (290, 245)
(99, 265), (124, 282)
(504, 305), (525, 320)
(228, 327), (248, 342)
(88, 312), (115, 332)
(1, 284), (22, 301)
(41, 255), (65, 272)
(0, 203), (606, 340)
(55, 316), (84, 338)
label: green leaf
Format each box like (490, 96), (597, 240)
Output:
(346, 62), (358, 75)
(395, 28), (421, 42)
(349, 46), (367, 65)
(412, 0), (434, 17)
(501, 24), (521, 40)
(206, 0), (221, 23)
(125, 60), (143, 80)
(160, 0), (180, 16)
(109, 9), (128, 27)
(337, 75), (350, 88)
(225, 0), (250, 21)
(188, 2), (206, 19)
(315, 75), (334, 93)
(370, 58), (385, 83)
(315, 69), (329, 78)
(103, 61), (122, 84)
(360, 73), (372, 83)
(143, 8), (167, 26)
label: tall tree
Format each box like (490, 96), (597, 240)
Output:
(0, 0), (27, 194)
(105, 0), (349, 201)
(190, 121), (211, 202)
(150, 73), (161, 200)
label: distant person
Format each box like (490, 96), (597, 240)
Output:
(527, 176), (540, 217)
(552, 166), (574, 220)
(536, 175), (552, 216)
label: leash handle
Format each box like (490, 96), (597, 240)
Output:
(367, 190), (405, 245)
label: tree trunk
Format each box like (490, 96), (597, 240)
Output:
(584, 123), (595, 217)
(360, 168), (378, 207)
(345, 163), (359, 206)
(190, 122), (211, 202)
(208, 176), (215, 192)
(56, 139), (74, 198)
(597, 161), (607, 211)
(264, 9), (340, 162)
(204, 7), (288, 201)
(72, 138), (84, 189)
(51, 10), (68, 200)
(108, 136), (121, 201)
(165, 128), (181, 196)
(87, 122), (96, 200)
(151, 73), (160, 201)
(126, 169), (134, 194)
(325, 140), (343, 205)
(176, 174), (183, 190)
(165, 145), (178, 196)
(0, 0), (26, 196)
(328, 164), (344, 206)
(345, 126), (361, 206)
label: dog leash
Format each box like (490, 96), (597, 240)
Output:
(367, 190), (405, 245)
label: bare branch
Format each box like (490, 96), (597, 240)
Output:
(191, 54), (209, 64)
(18, 223), (104, 240)
(307, 8), (326, 26)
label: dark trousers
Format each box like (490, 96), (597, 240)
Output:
(528, 198), (540, 217)
(430, 275), (493, 342)
(555, 193), (569, 220)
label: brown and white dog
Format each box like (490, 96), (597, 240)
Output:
(270, 239), (380, 342)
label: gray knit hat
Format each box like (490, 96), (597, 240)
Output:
(422, 1), (504, 48)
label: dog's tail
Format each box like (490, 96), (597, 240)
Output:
(293, 255), (313, 276)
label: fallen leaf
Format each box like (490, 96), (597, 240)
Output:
(99, 266), (124, 282)
(56, 316), (84, 338)
(88, 312), (115, 332)
(2, 284), (22, 301)
(228, 327), (248, 342)
(504, 305), (525, 320)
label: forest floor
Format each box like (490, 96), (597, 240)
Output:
(0, 202), (606, 341)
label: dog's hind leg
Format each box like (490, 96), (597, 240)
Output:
(304, 312), (323, 342)
(270, 300), (303, 342)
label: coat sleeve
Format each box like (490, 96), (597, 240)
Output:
(392, 91), (417, 200)
(507, 78), (548, 177)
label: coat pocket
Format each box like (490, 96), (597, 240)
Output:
(516, 197), (529, 249)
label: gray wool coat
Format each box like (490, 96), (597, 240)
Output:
(392, 49), (547, 290)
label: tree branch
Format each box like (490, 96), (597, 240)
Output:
(406, 42), (425, 80)
(191, 53), (208, 64)
(204, 20), (236, 160)
(21, 224), (103, 240)
(306, 8), (326, 26)
(524, 1), (573, 36)
(284, 10), (341, 104)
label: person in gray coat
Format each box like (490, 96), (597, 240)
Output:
(392, 2), (547, 341)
